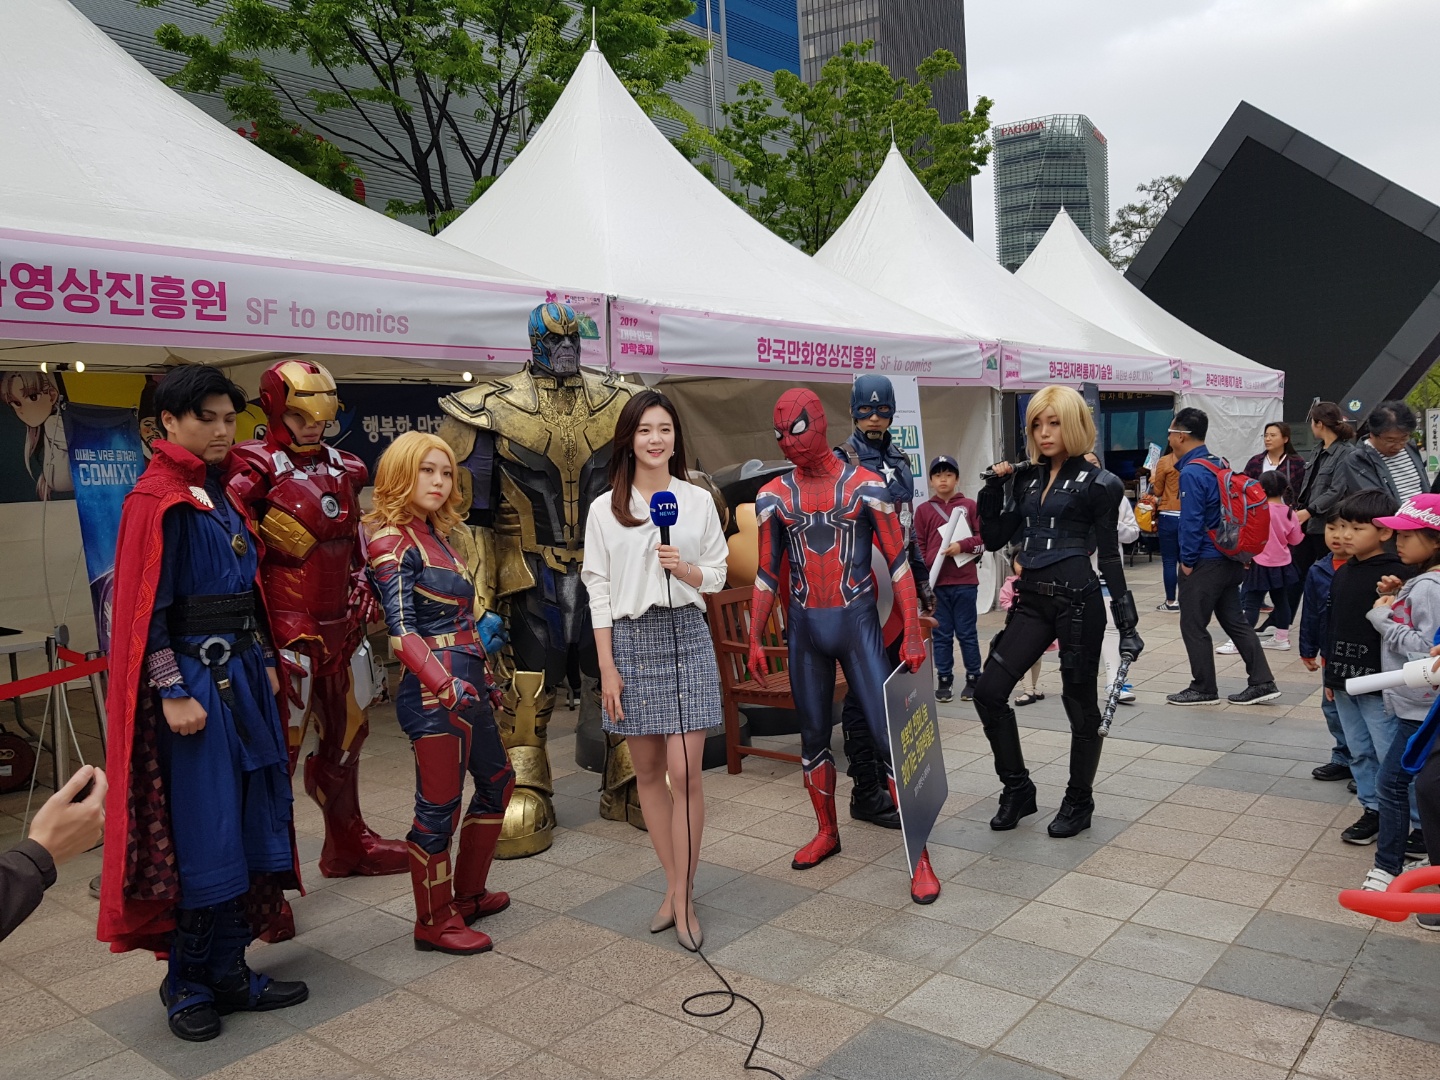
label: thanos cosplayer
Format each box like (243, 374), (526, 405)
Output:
(439, 303), (639, 856)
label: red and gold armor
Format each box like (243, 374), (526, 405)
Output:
(232, 360), (406, 910)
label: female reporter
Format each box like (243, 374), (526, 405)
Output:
(974, 386), (1143, 838)
(364, 432), (514, 956)
(583, 391), (727, 951)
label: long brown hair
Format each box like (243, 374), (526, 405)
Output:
(1308, 402), (1355, 442)
(608, 390), (689, 527)
(1264, 421), (1297, 458)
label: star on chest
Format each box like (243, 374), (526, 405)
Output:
(878, 461), (897, 485)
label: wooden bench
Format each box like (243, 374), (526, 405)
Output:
(704, 586), (848, 774)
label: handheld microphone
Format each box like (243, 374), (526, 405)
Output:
(980, 460), (1039, 482)
(649, 490), (680, 576)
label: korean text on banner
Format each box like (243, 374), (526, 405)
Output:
(62, 403), (144, 653)
(884, 656), (949, 878)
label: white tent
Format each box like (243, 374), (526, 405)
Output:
(0, 0), (577, 374)
(817, 147), (1179, 393)
(439, 42), (989, 388)
(1017, 210), (1284, 467)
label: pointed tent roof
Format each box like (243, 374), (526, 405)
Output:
(0, 0), (563, 369)
(817, 146), (1179, 391)
(439, 43), (988, 384)
(1017, 210), (1282, 396)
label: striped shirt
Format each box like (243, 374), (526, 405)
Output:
(1384, 450), (1426, 501)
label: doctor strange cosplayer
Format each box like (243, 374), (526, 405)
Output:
(98, 365), (306, 1043)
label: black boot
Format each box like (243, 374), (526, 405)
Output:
(981, 706), (1036, 831)
(161, 907), (222, 1042)
(843, 710), (901, 829)
(1048, 732), (1103, 838)
(208, 900), (309, 1015)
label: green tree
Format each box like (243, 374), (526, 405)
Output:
(141, 0), (709, 231)
(1108, 174), (1186, 270)
(713, 41), (993, 255)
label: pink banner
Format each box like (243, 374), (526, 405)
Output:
(1182, 361), (1285, 396)
(1000, 345), (1182, 392)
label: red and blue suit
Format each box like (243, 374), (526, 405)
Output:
(747, 389), (939, 904)
(366, 517), (516, 955)
(231, 361), (407, 904)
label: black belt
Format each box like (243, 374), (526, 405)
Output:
(167, 593), (257, 637)
(1021, 536), (1089, 553)
(1014, 577), (1099, 600)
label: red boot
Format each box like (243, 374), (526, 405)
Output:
(887, 778), (940, 904)
(792, 759), (842, 869)
(453, 813), (510, 924)
(409, 843), (494, 955)
(305, 753), (408, 878)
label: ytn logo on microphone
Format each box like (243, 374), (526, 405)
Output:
(649, 492), (679, 527)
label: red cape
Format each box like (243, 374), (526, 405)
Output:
(98, 440), (299, 953)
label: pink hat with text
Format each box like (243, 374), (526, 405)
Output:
(1374, 493), (1440, 531)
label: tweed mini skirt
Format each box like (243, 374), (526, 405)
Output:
(603, 605), (723, 736)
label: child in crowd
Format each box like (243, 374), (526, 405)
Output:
(996, 556), (1055, 706)
(1325, 489), (1413, 845)
(1359, 494), (1440, 892)
(916, 455), (983, 703)
(1231, 472), (1303, 652)
(1300, 514), (1353, 784)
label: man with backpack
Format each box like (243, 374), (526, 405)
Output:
(1167, 407), (1282, 706)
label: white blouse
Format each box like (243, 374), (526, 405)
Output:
(582, 479), (729, 628)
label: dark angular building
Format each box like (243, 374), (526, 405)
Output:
(1126, 102), (1440, 428)
(799, 1), (974, 236)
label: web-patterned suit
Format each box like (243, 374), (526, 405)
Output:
(366, 517), (515, 954)
(748, 389), (939, 903)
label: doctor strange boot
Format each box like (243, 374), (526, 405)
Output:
(495, 671), (556, 858)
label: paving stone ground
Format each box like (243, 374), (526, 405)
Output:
(2, 559), (1438, 1079)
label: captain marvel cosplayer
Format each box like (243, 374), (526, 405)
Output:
(364, 431), (515, 955)
(748, 388), (940, 905)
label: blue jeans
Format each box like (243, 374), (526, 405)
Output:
(1375, 715), (1424, 875)
(1158, 514), (1180, 602)
(1321, 694), (1350, 767)
(933, 583), (981, 685)
(1332, 689), (1389, 810)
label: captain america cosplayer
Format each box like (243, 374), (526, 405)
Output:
(749, 388), (941, 904)
(98, 365), (306, 1043)
(834, 374), (936, 829)
(231, 361), (408, 943)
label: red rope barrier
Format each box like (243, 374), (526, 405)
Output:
(0, 654), (108, 702)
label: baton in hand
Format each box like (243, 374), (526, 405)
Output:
(1099, 653), (1133, 738)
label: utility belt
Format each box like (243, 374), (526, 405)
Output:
(424, 629), (478, 651)
(168, 593), (260, 743)
(1013, 577), (1099, 601)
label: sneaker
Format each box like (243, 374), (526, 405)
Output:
(1167, 688), (1221, 706)
(1260, 638), (1291, 651)
(1405, 829), (1427, 863)
(1348, 778), (1358, 794)
(960, 680), (977, 703)
(1156, 600), (1180, 612)
(1342, 808), (1381, 845)
(935, 685), (953, 704)
(1418, 912), (1440, 930)
(1255, 625), (1276, 638)
(1228, 682), (1282, 705)
(1360, 867), (1395, 891)
(1312, 762), (1352, 781)
(1214, 642), (1238, 655)
(1118, 683), (1136, 704)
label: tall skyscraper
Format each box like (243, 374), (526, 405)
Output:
(798, 1), (974, 236)
(993, 114), (1110, 272)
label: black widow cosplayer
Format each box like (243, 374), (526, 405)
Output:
(974, 385), (1143, 838)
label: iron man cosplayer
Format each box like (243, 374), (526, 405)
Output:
(439, 302), (639, 856)
(748, 388), (941, 904)
(232, 361), (407, 929)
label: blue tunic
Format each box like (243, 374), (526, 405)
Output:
(148, 470), (293, 910)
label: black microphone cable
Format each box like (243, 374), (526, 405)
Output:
(660, 533), (785, 1080)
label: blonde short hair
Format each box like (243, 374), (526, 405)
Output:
(1025, 385), (1096, 463)
(364, 431), (464, 533)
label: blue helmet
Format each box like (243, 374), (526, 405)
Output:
(851, 374), (896, 420)
(528, 302), (581, 370)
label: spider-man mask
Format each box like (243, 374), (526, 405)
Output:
(773, 388), (832, 472)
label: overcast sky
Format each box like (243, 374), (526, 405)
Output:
(963, 0), (1440, 260)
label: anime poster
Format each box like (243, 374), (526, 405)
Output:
(0, 371), (74, 501)
(62, 403), (144, 653)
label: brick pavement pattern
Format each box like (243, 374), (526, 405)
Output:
(2, 560), (1438, 1079)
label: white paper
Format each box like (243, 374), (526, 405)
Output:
(928, 507), (977, 589)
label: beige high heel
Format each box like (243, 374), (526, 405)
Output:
(650, 898), (675, 934)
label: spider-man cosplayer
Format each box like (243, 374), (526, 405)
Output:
(231, 362), (406, 928)
(367, 510), (516, 955)
(835, 375), (936, 829)
(748, 388), (940, 904)
(974, 389), (1143, 839)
